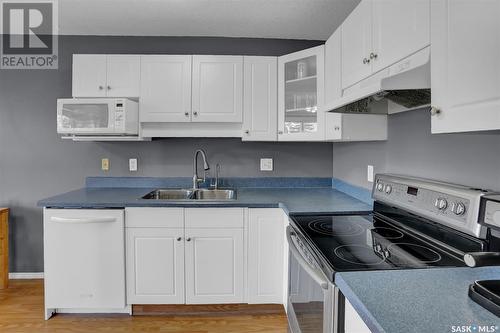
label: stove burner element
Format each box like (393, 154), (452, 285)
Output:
(308, 219), (364, 236)
(387, 243), (442, 264)
(371, 227), (404, 240)
(334, 245), (387, 266)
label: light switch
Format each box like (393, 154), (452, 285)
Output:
(101, 158), (109, 171)
(129, 158), (138, 172)
(260, 158), (273, 171)
(367, 165), (374, 183)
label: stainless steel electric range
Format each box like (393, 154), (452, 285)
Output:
(286, 174), (499, 333)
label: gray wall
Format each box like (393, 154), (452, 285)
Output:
(332, 109), (500, 191)
(0, 36), (331, 272)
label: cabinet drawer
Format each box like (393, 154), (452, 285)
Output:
(185, 208), (244, 228)
(126, 208), (184, 228)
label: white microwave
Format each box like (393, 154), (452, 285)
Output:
(57, 98), (139, 136)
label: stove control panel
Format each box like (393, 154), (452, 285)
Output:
(482, 196), (500, 231)
(373, 174), (487, 239)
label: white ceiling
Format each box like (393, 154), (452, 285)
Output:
(59, 0), (360, 40)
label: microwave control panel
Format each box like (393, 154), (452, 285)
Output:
(114, 100), (125, 130)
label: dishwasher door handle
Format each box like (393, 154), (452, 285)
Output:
(286, 226), (329, 290)
(50, 216), (118, 224)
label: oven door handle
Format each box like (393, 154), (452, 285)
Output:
(286, 226), (329, 290)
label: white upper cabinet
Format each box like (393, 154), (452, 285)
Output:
(278, 45), (325, 141)
(341, 0), (373, 89)
(242, 56), (278, 141)
(72, 55), (107, 97)
(106, 55), (141, 97)
(431, 0), (500, 133)
(192, 55), (243, 123)
(371, 0), (430, 72)
(140, 55), (192, 122)
(341, 0), (430, 89)
(72, 55), (140, 98)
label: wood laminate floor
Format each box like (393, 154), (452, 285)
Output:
(0, 280), (289, 333)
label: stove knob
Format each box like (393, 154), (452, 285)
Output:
(383, 250), (390, 258)
(435, 198), (448, 210)
(452, 202), (466, 216)
(384, 185), (392, 194)
(374, 244), (382, 252)
(377, 183), (384, 192)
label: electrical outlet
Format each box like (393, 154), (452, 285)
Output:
(129, 158), (138, 172)
(101, 158), (109, 171)
(260, 158), (273, 171)
(367, 165), (374, 183)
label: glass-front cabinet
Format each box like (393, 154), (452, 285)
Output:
(278, 46), (325, 141)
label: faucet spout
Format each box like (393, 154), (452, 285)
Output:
(193, 149), (210, 189)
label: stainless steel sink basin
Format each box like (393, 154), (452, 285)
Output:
(142, 189), (236, 201)
(142, 189), (194, 200)
(192, 189), (237, 200)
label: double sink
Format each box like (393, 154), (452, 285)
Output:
(142, 189), (237, 201)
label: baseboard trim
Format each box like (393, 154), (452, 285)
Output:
(9, 272), (44, 279)
(132, 303), (285, 316)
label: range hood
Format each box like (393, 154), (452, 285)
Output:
(324, 47), (431, 114)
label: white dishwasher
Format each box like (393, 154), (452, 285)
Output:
(43, 209), (126, 319)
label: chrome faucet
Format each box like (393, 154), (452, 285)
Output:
(193, 149), (210, 189)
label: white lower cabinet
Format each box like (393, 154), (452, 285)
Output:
(344, 298), (372, 333)
(185, 228), (245, 304)
(247, 208), (287, 304)
(126, 228), (185, 304)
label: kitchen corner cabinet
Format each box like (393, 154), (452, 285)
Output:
(242, 56), (278, 141)
(278, 45), (325, 141)
(72, 55), (140, 98)
(192, 55), (243, 123)
(247, 209), (287, 304)
(140, 55), (192, 123)
(341, 0), (430, 89)
(430, 0), (500, 133)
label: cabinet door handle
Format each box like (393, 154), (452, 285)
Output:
(370, 52), (378, 60)
(98, 86), (104, 90)
(245, 130), (250, 135)
(186, 237), (192, 242)
(278, 130), (283, 135)
(177, 237), (182, 241)
(193, 112), (198, 116)
(430, 106), (441, 116)
(363, 58), (370, 64)
(334, 126), (340, 131)
(184, 112), (189, 117)
(107, 86), (111, 90)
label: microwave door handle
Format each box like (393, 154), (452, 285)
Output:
(286, 226), (329, 290)
(50, 217), (117, 224)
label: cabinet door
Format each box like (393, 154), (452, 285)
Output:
(242, 56), (278, 141)
(431, 0), (500, 133)
(140, 55), (192, 122)
(247, 209), (286, 304)
(192, 55), (243, 122)
(185, 228), (244, 304)
(72, 55), (107, 97)
(106, 55), (140, 97)
(344, 298), (372, 333)
(341, 0), (373, 88)
(126, 228), (185, 304)
(278, 45), (325, 141)
(325, 113), (343, 141)
(372, 0), (430, 72)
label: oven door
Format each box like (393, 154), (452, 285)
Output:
(57, 98), (117, 135)
(287, 226), (343, 333)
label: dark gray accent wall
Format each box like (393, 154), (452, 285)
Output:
(0, 36), (330, 272)
(332, 109), (500, 191)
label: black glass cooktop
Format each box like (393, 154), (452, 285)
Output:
(291, 214), (468, 272)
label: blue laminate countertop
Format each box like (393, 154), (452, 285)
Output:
(37, 187), (372, 215)
(336, 267), (500, 333)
